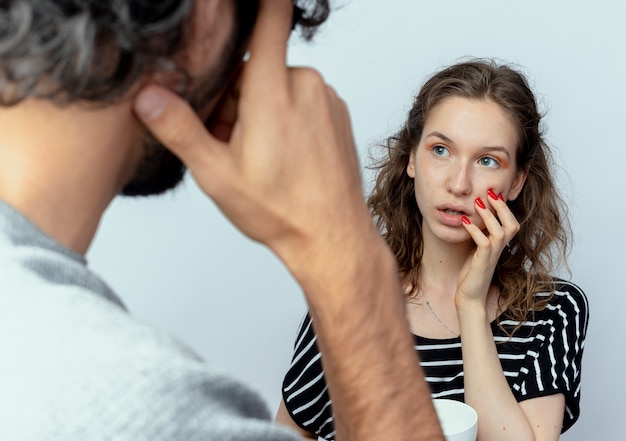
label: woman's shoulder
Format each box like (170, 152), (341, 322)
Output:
(536, 279), (588, 311)
(531, 278), (589, 330)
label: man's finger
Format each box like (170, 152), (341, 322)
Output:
(133, 85), (222, 167)
(244, 0), (293, 89)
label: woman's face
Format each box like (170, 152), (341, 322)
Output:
(406, 96), (527, 244)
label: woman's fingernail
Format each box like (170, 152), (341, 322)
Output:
(462, 216), (471, 225)
(487, 189), (498, 201)
(498, 193), (505, 201)
(475, 197), (486, 209)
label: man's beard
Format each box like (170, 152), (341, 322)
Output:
(120, 131), (187, 197)
(121, 0), (259, 197)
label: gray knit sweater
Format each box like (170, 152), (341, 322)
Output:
(0, 200), (297, 441)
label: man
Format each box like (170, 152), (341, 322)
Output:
(0, 0), (443, 439)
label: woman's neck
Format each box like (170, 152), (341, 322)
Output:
(417, 230), (476, 299)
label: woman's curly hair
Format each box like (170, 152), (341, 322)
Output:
(0, 0), (330, 105)
(368, 59), (571, 326)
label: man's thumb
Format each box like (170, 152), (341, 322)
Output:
(133, 85), (217, 166)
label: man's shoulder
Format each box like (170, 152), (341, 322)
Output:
(0, 259), (296, 440)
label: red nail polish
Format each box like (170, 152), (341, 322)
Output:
(498, 193), (505, 201)
(462, 216), (471, 225)
(487, 189), (498, 201)
(475, 197), (486, 209)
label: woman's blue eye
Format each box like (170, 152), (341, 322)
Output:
(479, 157), (499, 167)
(480, 156), (500, 167)
(433, 145), (449, 156)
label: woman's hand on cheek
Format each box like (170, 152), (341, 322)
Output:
(455, 189), (520, 310)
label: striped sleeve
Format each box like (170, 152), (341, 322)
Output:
(282, 314), (336, 440)
(512, 281), (589, 432)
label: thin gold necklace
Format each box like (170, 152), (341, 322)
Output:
(422, 292), (459, 338)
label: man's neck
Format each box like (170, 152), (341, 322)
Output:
(0, 98), (143, 254)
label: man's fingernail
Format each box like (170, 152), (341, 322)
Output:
(135, 89), (166, 121)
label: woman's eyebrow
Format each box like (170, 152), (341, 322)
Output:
(425, 131), (454, 144)
(479, 146), (512, 159)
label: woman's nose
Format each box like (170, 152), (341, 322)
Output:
(446, 163), (472, 196)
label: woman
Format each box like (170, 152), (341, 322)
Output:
(276, 59), (589, 441)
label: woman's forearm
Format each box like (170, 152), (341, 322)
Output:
(458, 302), (536, 441)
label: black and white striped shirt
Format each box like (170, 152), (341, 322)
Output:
(282, 280), (588, 440)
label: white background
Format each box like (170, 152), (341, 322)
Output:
(88, 1), (625, 439)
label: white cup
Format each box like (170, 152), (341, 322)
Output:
(432, 398), (478, 441)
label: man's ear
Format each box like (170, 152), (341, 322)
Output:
(181, 0), (226, 74)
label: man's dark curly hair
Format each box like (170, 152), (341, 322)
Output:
(0, 0), (330, 106)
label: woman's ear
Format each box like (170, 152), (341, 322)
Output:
(507, 167), (528, 201)
(407, 150), (416, 178)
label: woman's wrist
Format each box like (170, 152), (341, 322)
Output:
(455, 296), (489, 325)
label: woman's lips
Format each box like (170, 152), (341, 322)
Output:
(437, 205), (471, 226)
(442, 208), (466, 215)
